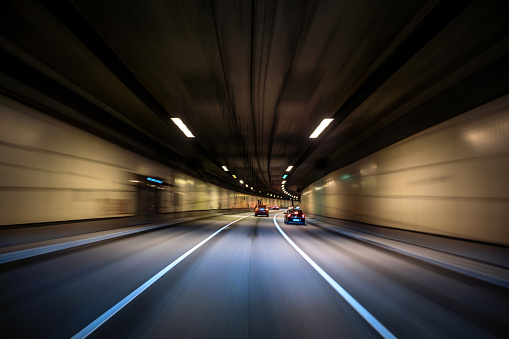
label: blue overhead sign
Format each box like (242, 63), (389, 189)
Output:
(147, 177), (163, 184)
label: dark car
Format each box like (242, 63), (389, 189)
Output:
(284, 208), (305, 225)
(254, 205), (269, 217)
(273, 205), (279, 210)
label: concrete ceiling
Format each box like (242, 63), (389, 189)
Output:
(1, 0), (508, 198)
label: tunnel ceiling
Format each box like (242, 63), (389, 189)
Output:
(1, 0), (508, 198)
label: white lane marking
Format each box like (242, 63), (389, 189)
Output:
(273, 214), (397, 339)
(71, 215), (248, 339)
(0, 222), (181, 264)
(0, 213), (239, 264)
(314, 223), (509, 289)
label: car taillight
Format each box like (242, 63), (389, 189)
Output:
(287, 214), (291, 217)
(302, 214), (305, 217)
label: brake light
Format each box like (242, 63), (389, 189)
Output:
(287, 214), (291, 217)
(302, 214), (305, 217)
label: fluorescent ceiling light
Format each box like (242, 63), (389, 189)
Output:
(245, 184), (249, 187)
(282, 175), (288, 179)
(286, 166), (293, 172)
(239, 180), (244, 184)
(282, 180), (286, 184)
(309, 118), (334, 138)
(232, 174), (237, 178)
(171, 118), (195, 137)
(222, 166), (229, 171)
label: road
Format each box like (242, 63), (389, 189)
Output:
(0, 212), (507, 338)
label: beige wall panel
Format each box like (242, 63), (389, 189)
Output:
(0, 97), (282, 225)
(303, 95), (509, 245)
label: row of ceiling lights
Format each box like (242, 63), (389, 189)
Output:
(222, 165), (284, 198)
(171, 117), (334, 199)
(281, 180), (298, 200)
(281, 166), (298, 199)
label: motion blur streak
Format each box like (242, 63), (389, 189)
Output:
(71, 215), (248, 339)
(272, 214), (397, 339)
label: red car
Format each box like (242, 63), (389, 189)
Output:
(284, 208), (305, 225)
(254, 205), (269, 217)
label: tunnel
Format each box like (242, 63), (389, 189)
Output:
(0, 1), (508, 338)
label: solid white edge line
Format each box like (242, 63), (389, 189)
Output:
(273, 214), (397, 339)
(71, 215), (248, 339)
(314, 223), (509, 289)
(0, 223), (174, 264)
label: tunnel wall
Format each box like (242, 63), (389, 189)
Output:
(0, 96), (288, 226)
(302, 95), (509, 245)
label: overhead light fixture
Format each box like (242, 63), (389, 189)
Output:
(171, 118), (195, 138)
(282, 180), (286, 184)
(309, 118), (334, 138)
(239, 180), (244, 184)
(245, 184), (249, 187)
(232, 174), (237, 178)
(222, 166), (229, 171)
(282, 174), (288, 179)
(286, 166), (293, 172)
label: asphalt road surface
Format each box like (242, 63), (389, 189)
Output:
(1, 212), (507, 338)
